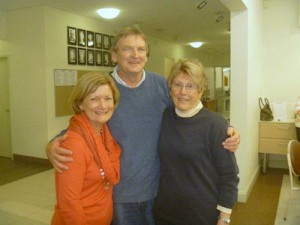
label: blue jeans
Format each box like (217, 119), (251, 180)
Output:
(112, 199), (155, 225)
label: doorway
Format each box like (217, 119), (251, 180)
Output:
(0, 57), (12, 158)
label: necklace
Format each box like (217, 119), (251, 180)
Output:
(89, 129), (110, 191)
(98, 130), (109, 190)
(95, 129), (102, 135)
(100, 168), (110, 190)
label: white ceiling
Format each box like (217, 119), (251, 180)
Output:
(0, 0), (230, 54)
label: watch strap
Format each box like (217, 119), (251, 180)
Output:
(218, 216), (231, 224)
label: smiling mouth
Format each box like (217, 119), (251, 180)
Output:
(129, 60), (139, 64)
(95, 110), (109, 115)
(177, 97), (189, 101)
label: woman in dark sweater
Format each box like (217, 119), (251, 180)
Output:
(153, 59), (239, 225)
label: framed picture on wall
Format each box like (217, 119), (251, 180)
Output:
(103, 34), (110, 50)
(78, 48), (86, 65)
(77, 29), (86, 47)
(95, 50), (102, 66)
(67, 26), (77, 45)
(95, 33), (102, 49)
(87, 31), (95, 48)
(87, 49), (94, 65)
(109, 36), (114, 49)
(103, 51), (111, 67)
(68, 47), (77, 64)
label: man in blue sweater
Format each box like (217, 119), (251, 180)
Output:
(46, 27), (240, 225)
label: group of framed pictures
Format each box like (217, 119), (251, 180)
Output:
(67, 26), (115, 67)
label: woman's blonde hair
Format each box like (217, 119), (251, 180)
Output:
(167, 58), (207, 92)
(70, 72), (120, 114)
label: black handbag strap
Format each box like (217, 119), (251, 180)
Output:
(264, 98), (270, 105)
(259, 98), (265, 109)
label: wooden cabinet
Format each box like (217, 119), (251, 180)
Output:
(202, 99), (216, 112)
(259, 120), (296, 173)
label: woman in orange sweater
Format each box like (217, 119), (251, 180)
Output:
(51, 72), (121, 225)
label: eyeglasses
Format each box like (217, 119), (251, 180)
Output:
(170, 82), (199, 93)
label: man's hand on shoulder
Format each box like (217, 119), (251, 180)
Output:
(46, 134), (73, 173)
(223, 127), (240, 152)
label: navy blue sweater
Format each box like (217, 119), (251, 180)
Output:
(153, 107), (239, 225)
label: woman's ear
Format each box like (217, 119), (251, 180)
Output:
(79, 104), (84, 111)
(111, 51), (117, 64)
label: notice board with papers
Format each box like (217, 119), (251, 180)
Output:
(54, 69), (93, 117)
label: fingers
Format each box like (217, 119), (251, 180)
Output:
(49, 151), (72, 172)
(51, 160), (69, 173)
(56, 149), (73, 162)
(57, 147), (73, 156)
(56, 133), (68, 142)
(52, 163), (63, 173)
(45, 134), (72, 172)
(222, 134), (240, 152)
(227, 127), (234, 137)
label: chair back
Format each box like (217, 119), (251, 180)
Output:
(288, 140), (300, 176)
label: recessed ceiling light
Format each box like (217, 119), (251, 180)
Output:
(97, 8), (120, 19)
(189, 42), (203, 48)
(216, 15), (224, 23)
(197, 1), (207, 9)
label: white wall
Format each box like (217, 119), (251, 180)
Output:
(262, 0), (300, 114)
(145, 37), (193, 76)
(7, 7), (48, 158)
(0, 10), (7, 40)
(226, 0), (264, 202)
(228, 0), (300, 201)
(261, 0), (300, 166)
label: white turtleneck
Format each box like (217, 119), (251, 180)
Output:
(175, 100), (203, 118)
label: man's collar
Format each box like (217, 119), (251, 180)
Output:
(111, 66), (146, 88)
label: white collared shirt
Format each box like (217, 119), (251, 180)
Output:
(111, 66), (146, 87)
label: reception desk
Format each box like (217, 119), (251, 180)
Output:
(258, 120), (296, 173)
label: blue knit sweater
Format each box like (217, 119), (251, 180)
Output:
(108, 71), (171, 202)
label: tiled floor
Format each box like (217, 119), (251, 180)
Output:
(0, 169), (55, 225)
(0, 156), (52, 185)
(0, 163), (292, 225)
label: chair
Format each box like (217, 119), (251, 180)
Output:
(284, 139), (300, 220)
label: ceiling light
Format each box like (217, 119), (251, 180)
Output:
(216, 15), (224, 23)
(189, 42), (203, 48)
(97, 8), (120, 19)
(197, 1), (207, 10)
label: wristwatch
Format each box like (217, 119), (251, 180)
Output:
(218, 216), (231, 224)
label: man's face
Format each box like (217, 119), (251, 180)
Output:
(70, 30), (75, 39)
(70, 50), (75, 59)
(80, 31), (84, 40)
(79, 50), (85, 60)
(111, 35), (147, 77)
(97, 35), (101, 42)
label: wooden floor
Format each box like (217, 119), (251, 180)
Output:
(0, 157), (288, 224)
(231, 168), (288, 225)
(0, 156), (53, 185)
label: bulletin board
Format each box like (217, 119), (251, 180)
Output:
(54, 69), (93, 117)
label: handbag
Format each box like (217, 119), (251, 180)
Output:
(259, 98), (274, 121)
